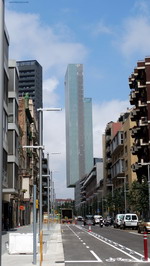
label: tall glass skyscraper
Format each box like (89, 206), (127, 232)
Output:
(65, 64), (93, 187)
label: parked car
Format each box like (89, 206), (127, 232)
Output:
(114, 214), (124, 228)
(77, 216), (83, 221)
(83, 215), (95, 226)
(138, 219), (150, 233)
(94, 215), (102, 224)
(120, 213), (138, 230)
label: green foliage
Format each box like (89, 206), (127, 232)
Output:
(128, 178), (148, 217)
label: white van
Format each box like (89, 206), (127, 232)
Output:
(114, 214), (124, 228)
(120, 213), (138, 229)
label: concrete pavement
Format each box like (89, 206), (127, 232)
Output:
(2, 223), (65, 266)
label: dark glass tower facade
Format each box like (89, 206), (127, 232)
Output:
(17, 60), (43, 111)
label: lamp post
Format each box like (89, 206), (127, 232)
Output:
(117, 176), (126, 213)
(37, 107), (61, 233)
(37, 107), (61, 265)
(0, 1), (4, 266)
(23, 145), (44, 265)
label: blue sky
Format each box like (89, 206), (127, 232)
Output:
(5, 0), (150, 198)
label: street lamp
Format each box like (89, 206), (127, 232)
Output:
(117, 176), (127, 213)
(37, 107), (62, 233)
(23, 145), (44, 265)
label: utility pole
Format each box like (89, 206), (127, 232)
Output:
(0, 1), (4, 266)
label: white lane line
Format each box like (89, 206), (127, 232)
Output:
(65, 260), (102, 263)
(88, 232), (141, 262)
(83, 243), (86, 245)
(90, 250), (103, 262)
(86, 246), (89, 248)
(75, 225), (145, 262)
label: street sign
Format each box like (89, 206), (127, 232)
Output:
(36, 200), (39, 209)
(19, 205), (25, 211)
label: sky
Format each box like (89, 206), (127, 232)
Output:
(4, 0), (150, 199)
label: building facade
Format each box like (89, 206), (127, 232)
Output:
(17, 60), (43, 112)
(65, 64), (93, 188)
(129, 57), (150, 182)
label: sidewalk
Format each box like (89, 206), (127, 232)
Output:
(2, 223), (65, 266)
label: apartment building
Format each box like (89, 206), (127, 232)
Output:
(18, 96), (39, 225)
(103, 110), (137, 197)
(129, 57), (150, 182)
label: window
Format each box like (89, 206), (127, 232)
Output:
(8, 98), (13, 123)
(124, 131), (127, 140)
(132, 215), (137, 220)
(126, 215), (131, 220)
(8, 131), (13, 155)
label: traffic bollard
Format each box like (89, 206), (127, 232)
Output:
(88, 224), (92, 232)
(143, 231), (148, 261)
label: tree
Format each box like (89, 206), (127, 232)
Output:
(128, 178), (148, 218)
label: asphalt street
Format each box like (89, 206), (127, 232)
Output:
(62, 223), (150, 266)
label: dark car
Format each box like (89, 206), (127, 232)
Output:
(83, 215), (95, 226)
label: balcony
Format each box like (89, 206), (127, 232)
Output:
(129, 91), (136, 104)
(138, 100), (147, 107)
(137, 81), (146, 89)
(131, 126), (141, 138)
(111, 159), (125, 179)
(111, 131), (124, 155)
(140, 139), (149, 146)
(131, 162), (143, 172)
(139, 117), (148, 126)
(130, 108), (140, 121)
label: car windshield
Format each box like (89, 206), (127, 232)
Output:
(86, 215), (93, 219)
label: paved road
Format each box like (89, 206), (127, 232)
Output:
(62, 223), (150, 266)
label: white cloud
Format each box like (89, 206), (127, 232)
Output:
(43, 109), (74, 198)
(43, 78), (59, 106)
(120, 16), (150, 57)
(5, 9), (88, 76)
(92, 100), (129, 157)
(92, 21), (112, 36)
(86, 20), (112, 37)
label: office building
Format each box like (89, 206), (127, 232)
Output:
(17, 60), (43, 111)
(65, 64), (93, 187)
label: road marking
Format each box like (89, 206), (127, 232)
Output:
(75, 225), (146, 262)
(65, 260), (102, 263)
(90, 250), (103, 262)
(86, 246), (89, 248)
